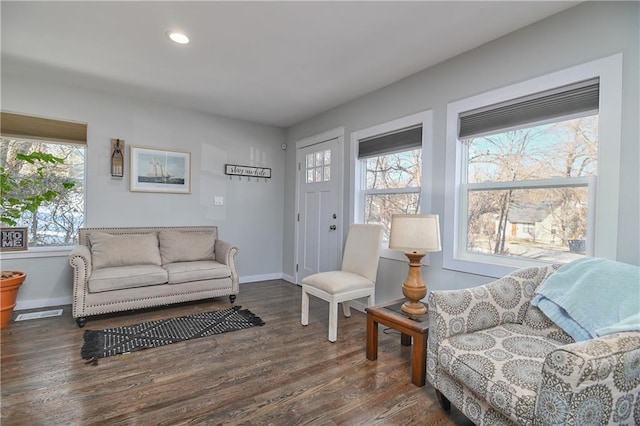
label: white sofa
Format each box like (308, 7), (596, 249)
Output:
(69, 226), (238, 327)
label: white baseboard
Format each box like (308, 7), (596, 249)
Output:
(281, 273), (296, 284)
(239, 273), (285, 283)
(15, 296), (72, 311)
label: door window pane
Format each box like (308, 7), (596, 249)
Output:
(305, 149), (331, 183)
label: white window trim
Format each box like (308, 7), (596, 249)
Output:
(350, 110), (434, 262)
(444, 54), (623, 278)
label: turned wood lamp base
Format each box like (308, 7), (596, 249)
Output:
(400, 251), (428, 316)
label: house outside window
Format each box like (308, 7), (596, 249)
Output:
(351, 111), (433, 245)
(463, 114), (597, 262)
(444, 55), (623, 277)
(1, 112), (86, 248)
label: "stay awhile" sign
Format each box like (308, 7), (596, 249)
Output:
(224, 164), (271, 179)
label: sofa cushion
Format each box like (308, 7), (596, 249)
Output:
(159, 230), (215, 265)
(164, 260), (230, 284)
(89, 232), (161, 269)
(438, 323), (566, 424)
(88, 265), (168, 293)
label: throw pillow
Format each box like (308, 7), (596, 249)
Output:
(89, 232), (162, 269)
(159, 230), (215, 264)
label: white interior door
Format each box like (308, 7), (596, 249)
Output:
(296, 137), (342, 283)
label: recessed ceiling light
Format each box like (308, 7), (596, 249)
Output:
(166, 31), (189, 45)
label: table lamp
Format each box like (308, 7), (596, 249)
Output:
(389, 214), (441, 316)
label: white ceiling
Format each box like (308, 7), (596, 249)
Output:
(1, 1), (579, 128)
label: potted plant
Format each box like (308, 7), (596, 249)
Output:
(0, 151), (75, 328)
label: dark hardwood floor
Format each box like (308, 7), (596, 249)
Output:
(1, 280), (474, 425)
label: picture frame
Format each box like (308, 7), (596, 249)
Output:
(0, 227), (28, 252)
(130, 146), (191, 193)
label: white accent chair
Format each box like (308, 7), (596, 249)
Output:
(301, 223), (384, 342)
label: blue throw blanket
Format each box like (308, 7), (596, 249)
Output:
(531, 258), (640, 341)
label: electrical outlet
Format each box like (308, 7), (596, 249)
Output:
(214, 196), (224, 206)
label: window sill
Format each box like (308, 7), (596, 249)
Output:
(442, 252), (556, 279)
(0, 246), (73, 260)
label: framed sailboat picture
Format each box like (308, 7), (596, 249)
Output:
(130, 146), (191, 193)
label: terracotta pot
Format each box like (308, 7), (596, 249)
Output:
(1, 271), (26, 329)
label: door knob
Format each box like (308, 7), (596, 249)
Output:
(329, 225), (337, 231)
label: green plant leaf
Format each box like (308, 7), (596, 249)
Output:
(1, 151), (73, 226)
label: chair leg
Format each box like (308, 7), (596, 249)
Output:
(342, 301), (351, 317)
(328, 300), (338, 342)
(301, 289), (309, 326)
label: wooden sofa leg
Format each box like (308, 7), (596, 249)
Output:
(436, 390), (451, 411)
(229, 295), (236, 304)
(75, 317), (87, 328)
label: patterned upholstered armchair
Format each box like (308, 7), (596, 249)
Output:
(427, 265), (640, 425)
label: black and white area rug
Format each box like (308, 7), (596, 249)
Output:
(81, 306), (264, 365)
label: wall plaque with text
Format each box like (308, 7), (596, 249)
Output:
(1, 227), (28, 252)
(224, 164), (271, 179)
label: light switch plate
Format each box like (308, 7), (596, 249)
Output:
(214, 196), (224, 206)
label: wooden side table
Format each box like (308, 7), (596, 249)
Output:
(366, 299), (429, 387)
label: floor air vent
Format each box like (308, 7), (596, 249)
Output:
(15, 309), (63, 321)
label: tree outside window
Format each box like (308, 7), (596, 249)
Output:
(362, 148), (421, 241)
(463, 115), (597, 263)
(1, 138), (85, 247)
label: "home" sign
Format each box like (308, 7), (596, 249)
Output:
(1, 227), (28, 252)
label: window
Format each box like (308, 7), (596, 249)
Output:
(463, 114), (597, 263)
(1, 112), (86, 248)
(445, 55), (623, 277)
(352, 111), (433, 243)
(305, 149), (331, 183)
(361, 143), (421, 239)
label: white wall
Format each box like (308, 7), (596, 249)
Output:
(1, 74), (287, 309)
(284, 2), (640, 298)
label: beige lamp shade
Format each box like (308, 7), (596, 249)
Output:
(389, 214), (441, 253)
